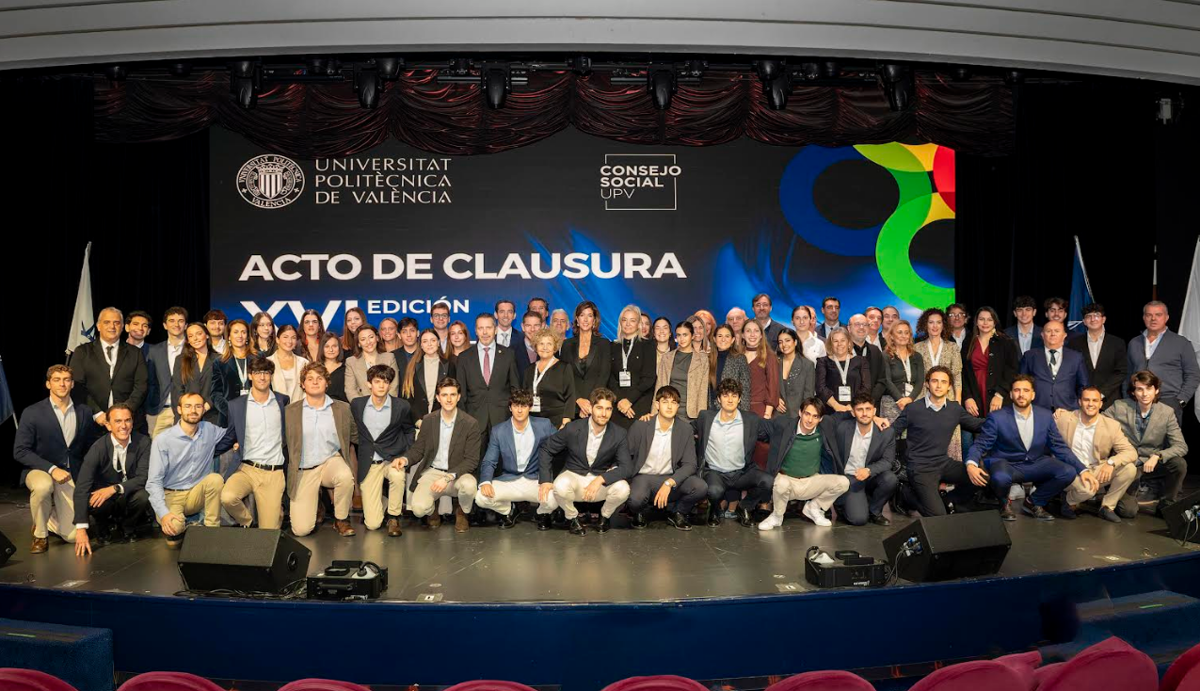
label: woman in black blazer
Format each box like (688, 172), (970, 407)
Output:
(320, 331), (350, 403)
(523, 329), (576, 429)
(173, 322), (227, 426)
(608, 305), (658, 429)
(217, 319), (254, 402)
(560, 301), (612, 419)
(960, 306), (1020, 418)
(815, 328), (870, 413)
(401, 328), (455, 429)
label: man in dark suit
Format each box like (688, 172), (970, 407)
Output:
(72, 403), (151, 555)
(539, 388), (633, 535)
(965, 374), (1098, 521)
(399, 377), (481, 533)
(751, 293), (788, 351)
(1067, 303), (1127, 411)
(848, 314), (885, 405)
(219, 357), (289, 530)
(14, 365), (101, 553)
(457, 313), (520, 452)
(493, 300), (524, 351)
(351, 364), (415, 536)
(475, 388), (559, 529)
(694, 378), (773, 527)
(625, 386), (706, 531)
(1126, 300), (1200, 424)
(145, 306), (189, 438)
(828, 393), (897, 526)
(70, 307), (149, 433)
(513, 311), (542, 379)
(1019, 320), (1089, 414)
(816, 296), (842, 339)
(124, 310), (153, 361)
(1004, 295), (1043, 355)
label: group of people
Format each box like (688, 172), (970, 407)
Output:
(11, 292), (1195, 554)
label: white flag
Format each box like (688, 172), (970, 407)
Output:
(66, 242), (95, 355)
(1179, 238), (1200, 423)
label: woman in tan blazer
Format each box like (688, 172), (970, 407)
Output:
(344, 324), (400, 400)
(648, 320), (709, 422)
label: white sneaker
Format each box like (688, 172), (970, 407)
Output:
(803, 501), (832, 527)
(758, 513), (783, 531)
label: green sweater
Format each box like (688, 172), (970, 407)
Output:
(780, 432), (822, 478)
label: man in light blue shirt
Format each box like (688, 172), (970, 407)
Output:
(146, 391), (229, 547)
(219, 357), (288, 530)
(474, 389), (559, 530)
(693, 378), (772, 527)
(285, 363), (358, 538)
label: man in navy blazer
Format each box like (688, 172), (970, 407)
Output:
(13, 365), (102, 553)
(72, 403), (151, 555)
(145, 306), (189, 438)
(350, 364), (415, 536)
(538, 387), (633, 535)
(966, 375), (1098, 521)
(828, 394), (898, 527)
(1019, 320), (1089, 413)
(626, 386), (706, 531)
(218, 357), (290, 530)
(475, 388), (560, 530)
(1004, 296), (1044, 355)
(1126, 301), (1200, 424)
(512, 311), (542, 379)
(693, 378), (773, 527)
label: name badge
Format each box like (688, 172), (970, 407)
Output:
(838, 386), (852, 403)
(619, 370), (632, 387)
(531, 395), (542, 413)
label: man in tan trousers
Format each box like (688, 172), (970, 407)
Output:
(1056, 386), (1138, 522)
(285, 363), (358, 538)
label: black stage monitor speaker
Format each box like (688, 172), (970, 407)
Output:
(178, 527), (311, 593)
(0, 529), (14, 567)
(1162, 489), (1200, 543)
(883, 511), (1011, 583)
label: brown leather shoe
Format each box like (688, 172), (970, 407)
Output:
(315, 502), (326, 527)
(30, 526), (48, 554)
(455, 506), (470, 533)
(335, 519), (356, 537)
(427, 512), (442, 529)
(386, 517), (403, 537)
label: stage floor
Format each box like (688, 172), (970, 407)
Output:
(1, 486), (1196, 604)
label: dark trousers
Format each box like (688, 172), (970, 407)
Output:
(901, 458), (972, 517)
(90, 487), (151, 534)
(703, 466), (773, 508)
(627, 474), (707, 514)
(1161, 398), (1185, 426)
(835, 470), (899, 525)
(987, 456), (1077, 507)
(1136, 456), (1189, 512)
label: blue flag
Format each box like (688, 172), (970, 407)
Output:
(0, 354), (13, 428)
(1068, 236), (1094, 334)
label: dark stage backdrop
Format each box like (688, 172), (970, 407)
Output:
(210, 128), (956, 334)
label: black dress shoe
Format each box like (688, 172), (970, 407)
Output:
(736, 507), (753, 527)
(707, 505), (722, 527)
(631, 512), (648, 530)
(667, 511), (692, 531)
(889, 494), (909, 518)
(568, 518), (586, 536)
(1022, 499), (1054, 521)
(499, 507), (518, 529)
(868, 514), (891, 527)
(597, 517), (612, 533)
(536, 514), (552, 531)
(1000, 500), (1017, 521)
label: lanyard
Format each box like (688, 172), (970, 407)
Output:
(235, 357), (248, 388)
(532, 358), (557, 392)
(621, 338), (636, 370)
(900, 354), (912, 383)
(834, 357), (851, 385)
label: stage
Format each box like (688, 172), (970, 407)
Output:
(3, 486), (1200, 690)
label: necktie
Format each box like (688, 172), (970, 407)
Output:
(1049, 350), (1058, 367)
(483, 346), (492, 385)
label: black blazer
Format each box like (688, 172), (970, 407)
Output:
(328, 365), (349, 403)
(1067, 332), (1127, 411)
(827, 419), (896, 476)
(764, 413), (847, 476)
(561, 334), (612, 414)
(878, 352), (926, 403)
(815, 356), (871, 406)
(961, 334), (1021, 412)
(522, 359), (577, 426)
(608, 337), (658, 426)
(404, 357), (456, 423)
(627, 418), (698, 485)
(537, 418), (633, 485)
(216, 355), (250, 403)
(404, 410), (482, 490)
(456, 343), (521, 430)
(350, 395), (416, 484)
(68, 339), (149, 416)
(171, 353), (228, 426)
(73, 433), (152, 524)
(692, 409), (771, 472)
(13, 399), (100, 483)
(851, 342), (885, 404)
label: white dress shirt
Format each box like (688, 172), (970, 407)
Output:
(705, 411), (745, 473)
(1070, 416), (1099, 469)
(1044, 347), (1062, 378)
(496, 328), (513, 348)
(642, 421), (674, 476)
(512, 420), (535, 474)
(845, 424), (873, 475)
(1014, 408), (1035, 450)
(1086, 330), (1105, 368)
(433, 411), (457, 472)
(51, 399), (77, 448)
(586, 422), (607, 466)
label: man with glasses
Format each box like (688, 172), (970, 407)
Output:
(430, 302), (452, 351)
(946, 303), (970, 351)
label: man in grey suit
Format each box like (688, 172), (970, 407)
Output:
(457, 313), (521, 453)
(398, 377), (481, 533)
(1106, 370), (1189, 515)
(1126, 301), (1200, 424)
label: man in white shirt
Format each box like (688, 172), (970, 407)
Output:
(474, 389), (559, 529)
(398, 377), (481, 533)
(73, 404), (151, 556)
(146, 307), (189, 438)
(1055, 387), (1138, 522)
(493, 299), (520, 349)
(625, 387), (706, 531)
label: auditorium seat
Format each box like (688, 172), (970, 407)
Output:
(1161, 641), (1200, 691)
(0, 668), (78, 691)
(444, 681), (538, 691)
(601, 674), (710, 691)
(1032, 637), (1157, 691)
(118, 671), (226, 690)
(995, 650), (1043, 689)
(764, 670), (875, 690)
(1173, 664), (1200, 691)
(907, 659), (1028, 691)
(277, 680), (370, 691)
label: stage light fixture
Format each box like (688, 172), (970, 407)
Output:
(306, 57), (327, 75)
(953, 66), (972, 81)
(374, 57), (402, 81)
(484, 67), (508, 109)
(755, 59), (783, 82)
(800, 62), (821, 81)
(766, 74), (793, 110)
(649, 69), (676, 110)
(354, 67), (383, 109)
(821, 61), (841, 79)
(570, 56), (593, 76)
(168, 62), (192, 78)
(878, 63), (914, 112)
(104, 65), (126, 82)
(229, 60), (261, 110)
(1003, 69), (1024, 85)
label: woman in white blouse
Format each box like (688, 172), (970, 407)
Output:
(267, 325), (308, 400)
(791, 304), (827, 364)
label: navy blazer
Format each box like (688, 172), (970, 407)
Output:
(965, 406), (1085, 473)
(1004, 324), (1044, 354)
(480, 416), (557, 484)
(74, 432), (152, 524)
(350, 395), (416, 484)
(220, 391), (290, 473)
(692, 409), (771, 472)
(627, 417), (698, 485)
(145, 340), (178, 415)
(1019, 347), (1089, 411)
(13, 398), (100, 483)
(537, 418), (632, 485)
(764, 411), (849, 476)
(512, 333), (536, 379)
(828, 419), (896, 476)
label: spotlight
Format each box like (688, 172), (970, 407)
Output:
(1157, 95), (1183, 124)
(354, 67), (382, 109)
(484, 67), (508, 109)
(800, 62), (821, 81)
(821, 61), (840, 79)
(953, 66), (972, 81)
(168, 62), (192, 77)
(1003, 69), (1024, 85)
(878, 63), (914, 111)
(449, 58), (472, 76)
(306, 56), (327, 75)
(104, 65), (126, 82)
(649, 69), (676, 111)
(570, 55), (593, 76)
(374, 57), (402, 81)
(766, 74), (793, 110)
(755, 59), (783, 83)
(229, 60), (261, 110)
